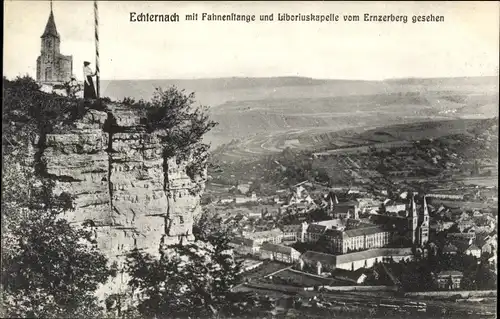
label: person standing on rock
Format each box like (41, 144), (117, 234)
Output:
(83, 61), (97, 99)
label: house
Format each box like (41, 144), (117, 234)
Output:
(488, 255), (496, 270)
(242, 228), (283, 245)
(452, 240), (481, 258)
(259, 243), (301, 264)
(458, 212), (471, 221)
(473, 211), (484, 218)
(332, 201), (360, 219)
(464, 244), (481, 258)
(237, 183), (250, 195)
(457, 219), (475, 232)
(385, 204), (407, 214)
(281, 222), (308, 242)
(287, 185), (314, 206)
(299, 251), (337, 275)
(229, 237), (260, 256)
(430, 220), (455, 232)
(238, 259), (264, 273)
(285, 202), (316, 215)
(356, 198), (383, 214)
(476, 234), (497, 255)
(219, 198), (234, 204)
(274, 196), (286, 204)
(306, 224), (327, 242)
(442, 221), (455, 231)
(435, 271), (463, 290)
(235, 192), (258, 204)
(447, 231), (476, 242)
(442, 243), (458, 255)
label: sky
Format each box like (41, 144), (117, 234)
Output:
(3, 1), (499, 81)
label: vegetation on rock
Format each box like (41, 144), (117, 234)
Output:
(122, 87), (217, 184)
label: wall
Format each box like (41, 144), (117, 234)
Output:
(336, 255), (413, 271)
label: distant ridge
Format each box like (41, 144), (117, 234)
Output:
(100, 75), (498, 112)
(383, 75), (498, 84)
(102, 76), (383, 92)
(102, 75), (497, 83)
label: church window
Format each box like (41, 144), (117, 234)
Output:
(45, 68), (52, 81)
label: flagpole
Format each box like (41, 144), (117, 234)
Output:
(94, 0), (100, 98)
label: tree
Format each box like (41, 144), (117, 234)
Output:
(2, 150), (115, 318)
(124, 232), (273, 319)
(135, 87), (218, 187)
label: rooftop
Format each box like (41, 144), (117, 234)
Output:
(260, 242), (298, 255)
(335, 201), (358, 207)
(307, 224), (327, 234)
(336, 248), (412, 265)
(230, 237), (256, 247)
(344, 225), (388, 238)
(438, 270), (463, 277)
(243, 228), (283, 239)
(281, 224), (303, 232)
(42, 10), (60, 38)
(313, 219), (346, 229)
(301, 248), (413, 266)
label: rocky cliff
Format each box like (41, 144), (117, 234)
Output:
(38, 102), (206, 266)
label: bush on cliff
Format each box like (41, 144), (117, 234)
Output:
(122, 87), (218, 185)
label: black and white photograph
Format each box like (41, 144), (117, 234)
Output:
(2, 1), (498, 318)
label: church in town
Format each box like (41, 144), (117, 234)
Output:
(281, 192), (431, 254)
(368, 193), (430, 247)
(36, 3), (73, 84)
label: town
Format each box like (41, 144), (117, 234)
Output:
(200, 180), (497, 316)
(200, 118), (498, 317)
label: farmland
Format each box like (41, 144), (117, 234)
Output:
(207, 118), (498, 199)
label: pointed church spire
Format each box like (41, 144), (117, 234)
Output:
(41, 1), (59, 38)
(408, 192), (417, 217)
(423, 195), (429, 216)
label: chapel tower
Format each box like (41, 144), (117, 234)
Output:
(36, 2), (73, 84)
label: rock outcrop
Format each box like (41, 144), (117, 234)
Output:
(38, 102), (205, 268)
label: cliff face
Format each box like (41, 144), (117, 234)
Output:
(39, 102), (205, 263)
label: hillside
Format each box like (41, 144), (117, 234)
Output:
(101, 76), (498, 151)
(206, 118), (498, 199)
(101, 77), (393, 109)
